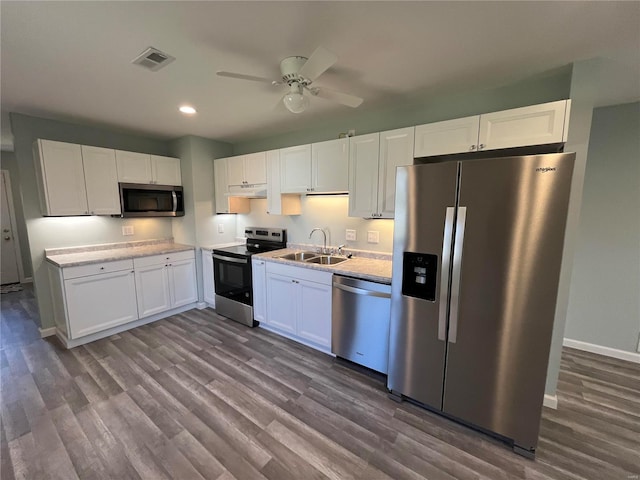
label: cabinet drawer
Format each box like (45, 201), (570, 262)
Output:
(266, 261), (333, 285)
(63, 259), (134, 279)
(133, 249), (195, 268)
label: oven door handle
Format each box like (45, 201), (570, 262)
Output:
(212, 254), (248, 264)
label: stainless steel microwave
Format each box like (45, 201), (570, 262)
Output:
(119, 183), (184, 217)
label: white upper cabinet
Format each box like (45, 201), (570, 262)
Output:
(311, 138), (349, 193)
(280, 144), (312, 193)
(116, 150), (181, 185)
(266, 149), (301, 216)
(414, 116), (480, 157)
(81, 146), (121, 215)
(349, 128), (414, 218)
(414, 100), (571, 158)
(34, 139), (88, 216)
(349, 133), (380, 218)
(214, 157), (249, 214)
(478, 100), (570, 150)
(151, 155), (182, 186)
(377, 127), (415, 217)
(226, 152), (267, 186)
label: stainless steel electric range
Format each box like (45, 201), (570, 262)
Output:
(212, 227), (286, 327)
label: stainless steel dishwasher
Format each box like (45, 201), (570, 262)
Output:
(332, 275), (392, 374)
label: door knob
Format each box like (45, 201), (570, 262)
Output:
(3, 229), (9, 233)
(4, 236), (11, 241)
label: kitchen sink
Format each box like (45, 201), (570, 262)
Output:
(306, 255), (349, 265)
(278, 251), (319, 261)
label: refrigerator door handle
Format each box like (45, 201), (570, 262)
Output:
(449, 206), (467, 344)
(438, 207), (456, 341)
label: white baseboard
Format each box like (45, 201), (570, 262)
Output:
(39, 327), (56, 338)
(543, 394), (558, 409)
(563, 338), (640, 364)
(22, 277), (33, 284)
(196, 302), (207, 310)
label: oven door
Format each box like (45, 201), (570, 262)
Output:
(212, 253), (252, 305)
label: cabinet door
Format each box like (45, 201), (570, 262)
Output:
(266, 272), (297, 334)
(214, 158), (230, 213)
(116, 150), (152, 183)
(243, 152), (267, 185)
(226, 156), (246, 186)
(202, 250), (216, 306)
(478, 100), (569, 150)
(280, 144), (312, 193)
(414, 116), (480, 157)
(266, 150), (301, 216)
(81, 146), (121, 215)
(135, 263), (171, 318)
(65, 270), (138, 339)
(378, 127), (415, 218)
(36, 140), (89, 216)
(348, 133), (380, 218)
(151, 155), (181, 186)
(252, 259), (267, 323)
(169, 258), (198, 308)
(312, 138), (349, 193)
(297, 279), (332, 348)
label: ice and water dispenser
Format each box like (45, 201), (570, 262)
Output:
(402, 252), (438, 301)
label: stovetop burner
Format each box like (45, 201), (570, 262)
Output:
(212, 227), (287, 259)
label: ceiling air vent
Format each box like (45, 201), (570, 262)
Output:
(131, 47), (175, 72)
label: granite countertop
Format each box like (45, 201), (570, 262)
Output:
(254, 248), (392, 284)
(45, 239), (195, 268)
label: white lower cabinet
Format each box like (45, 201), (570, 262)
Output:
(64, 264), (138, 339)
(48, 249), (197, 346)
(202, 250), (216, 306)
(251, 258), (267, 323)
(261, 261), (332, 351)
(133, 250), (197, 318)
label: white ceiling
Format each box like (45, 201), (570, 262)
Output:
(2, 1), (639, 146)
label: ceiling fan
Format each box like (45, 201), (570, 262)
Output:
(217, 47), (363, 114)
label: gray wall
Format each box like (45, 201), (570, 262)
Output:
(168, 135), (235, 302)
(11, 113), (174, 328)
(564, 102), (640, 352)
(1, 150), (32, 278)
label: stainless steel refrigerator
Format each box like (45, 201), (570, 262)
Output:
(388, 152), (575, 458)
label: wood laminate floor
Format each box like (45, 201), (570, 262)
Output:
(1, 286), (638, 479)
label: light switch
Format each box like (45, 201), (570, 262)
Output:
(367, 231), (379, 244)
(122, 225), (134, 236)
(218, 224), (225, 233)
(346, 229), (356, 241)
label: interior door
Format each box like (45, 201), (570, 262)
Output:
(387, 161), (459, 409)
(442, 153), (575, 450)
(1, 171), (20, 284)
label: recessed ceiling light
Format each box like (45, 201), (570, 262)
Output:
(179, 105), (197, 115)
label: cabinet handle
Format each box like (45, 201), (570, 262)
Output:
(470, 145), (476, 151)
(100, 267), (104, 270)
(131, 271), (134, 273)
(478, 143), (485, 150)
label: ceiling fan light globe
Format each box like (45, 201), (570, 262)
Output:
(283, 92), (309, 113)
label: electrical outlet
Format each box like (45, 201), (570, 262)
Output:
(218, 224), (225, 233)
(122, 225), (134, 236)
(367, 231), (379, 244)
(636, 333), (640, 353)
(345, 229), (356, 241)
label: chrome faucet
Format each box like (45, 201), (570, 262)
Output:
(309, 228), (327, 254)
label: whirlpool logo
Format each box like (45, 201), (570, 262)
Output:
(536, 167), (557, 173)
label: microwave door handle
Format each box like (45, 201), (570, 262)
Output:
(172, 191), (178, 213)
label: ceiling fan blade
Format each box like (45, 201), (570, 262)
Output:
(216, 71), (281, 85)
(298, 46), (337, 82)
(311, 86), (363, 108)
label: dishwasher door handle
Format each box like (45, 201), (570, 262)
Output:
(332, 282), (391, 299)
